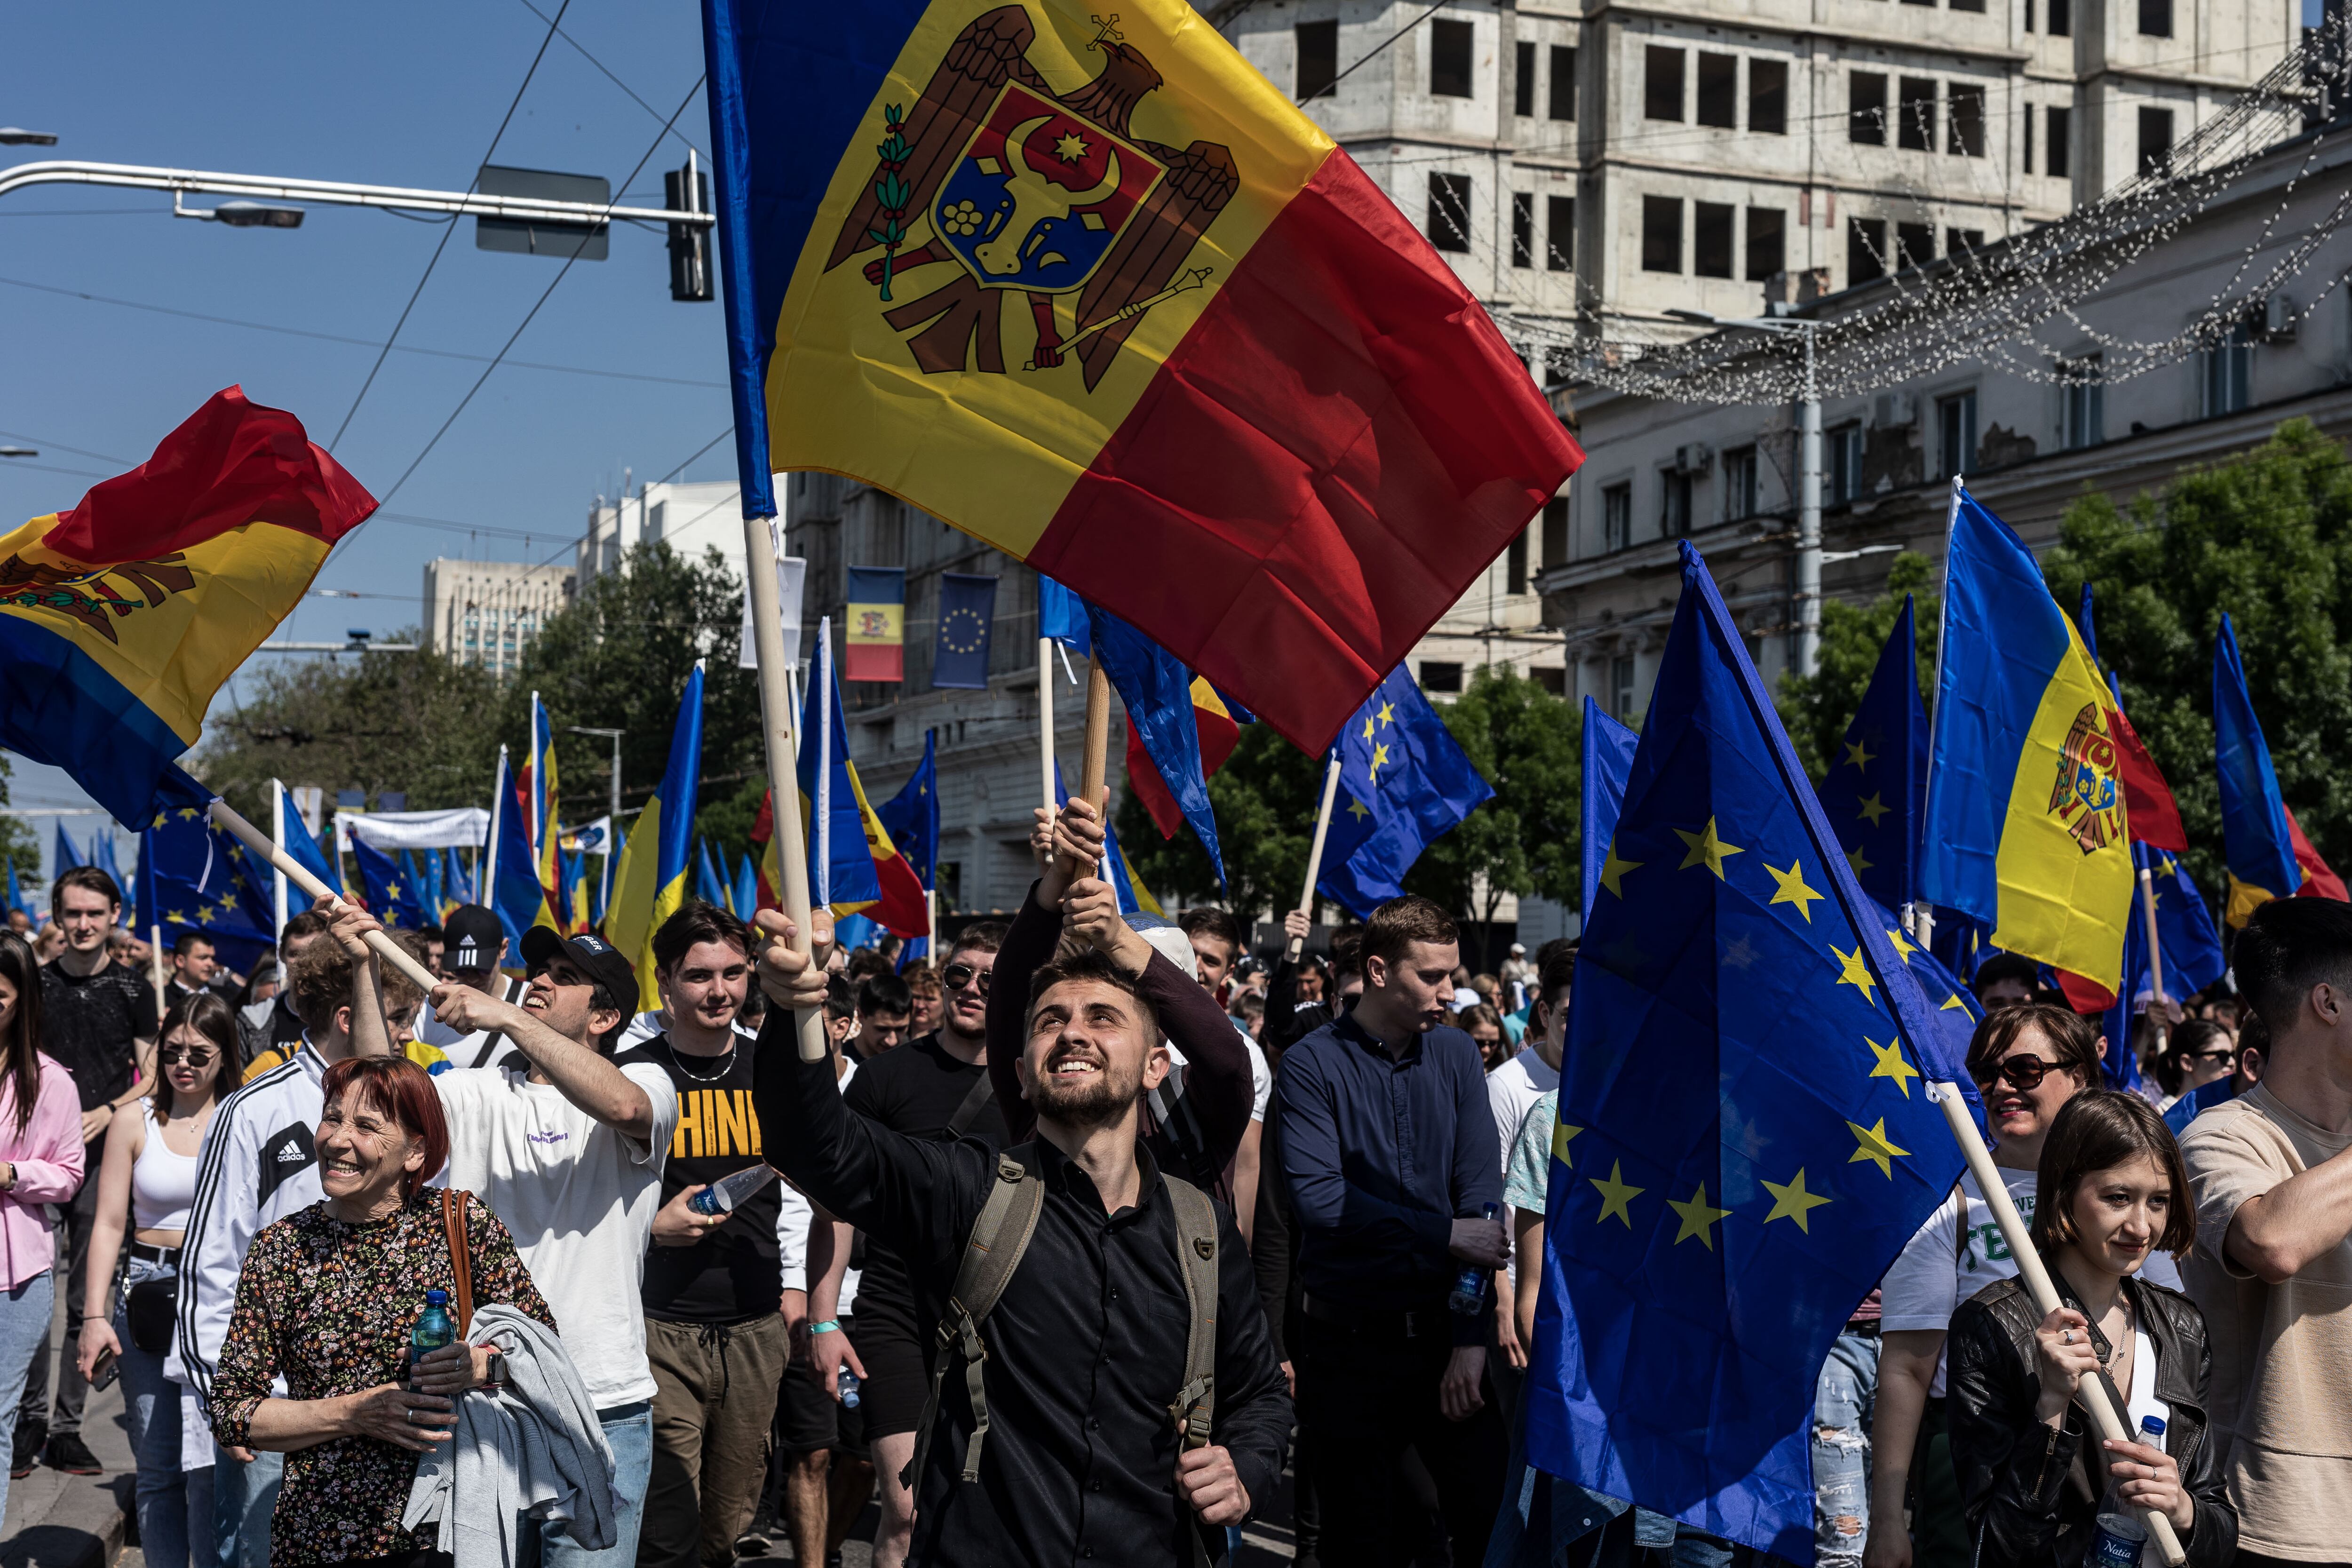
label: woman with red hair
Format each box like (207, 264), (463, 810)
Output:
(209, 1056), (551, 1567)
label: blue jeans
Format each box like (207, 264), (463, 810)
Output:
(1812, 1329), (1880, 1568)
(536, 1401), (653, 1566)
(0, 1271), (55, 1534)
(117, 1256), (210, 1568)
(212, 1441), (283, 1568)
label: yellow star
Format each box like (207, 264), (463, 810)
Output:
(1369, 741), (1391, 783)
(1345, 797), (1371, 823)
(1843, 738), (1877, 771)
(387, 881), (404, 901)
(1844, 844), (1875, 876)
(1053, 130), (1090, 163)
(1674, 817), (1744, 879)
(1766, 860), (1824, 922)
(1599, 839), (1643, 899)
(1762, 1168), (1833, 1232)
(1940, 990), (1972, 1014)
(1377, 700), (1395, 727)
(1830, 942), (1879, 1005)
(1668, 1181), (1733, 1249)
(1551, 1121), (1584, 1165)
(166, 909), (189, 925)
(178, 806), (202, 820)
(1866, 1035), (1921, 1097)
(1885, 925), (1919, 963)
(151, 814), (169, 830)
(1589, 1161), (1644, 1226)
(2160, 854), (2180, 879)
(1847, 1118), (1911, 1178)
(1855, 792), (1891, 828)
(1362, 717), (1376, 742)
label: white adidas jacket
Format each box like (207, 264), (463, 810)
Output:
(170, 1041), (331, 1409)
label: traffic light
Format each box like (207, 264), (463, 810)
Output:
(667, 154), (712, 303)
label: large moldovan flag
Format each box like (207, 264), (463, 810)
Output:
(699, 0), (1583, 750)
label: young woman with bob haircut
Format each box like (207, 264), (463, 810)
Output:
(1945, 1090), (2237, 1568)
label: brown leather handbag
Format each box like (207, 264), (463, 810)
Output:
(438, 1188), (476, 1335)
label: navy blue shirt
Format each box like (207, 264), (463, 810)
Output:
(1275, 1011), (1502, 1336)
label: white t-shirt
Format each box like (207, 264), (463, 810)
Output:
(1881, 1167), (2181, 1395)
(434, 1061), (681, 1410)
(1160, 1034), (1274, 1124)
(1486, 1049), (1560, 1175)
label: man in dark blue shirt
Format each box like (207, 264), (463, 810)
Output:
(1276, 894), (1509, 1568)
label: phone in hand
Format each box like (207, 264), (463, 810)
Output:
(89, 1347), (119, 1391)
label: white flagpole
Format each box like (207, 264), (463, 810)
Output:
(208, 801), (438, 994)
(816, 616), (833, 910)
(270, 779), (289, 939)
(485, 748), (506, 904)
(742, 511), (827, 1065)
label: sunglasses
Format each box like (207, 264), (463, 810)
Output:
(941, 963), (992, 995)
(160, 1046), (218, 1067)
(1973, 1053), (2062, 1092)
(2189, 1048), (2237, 1067)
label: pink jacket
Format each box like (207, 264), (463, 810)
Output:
(0, 1056), (87, 1289)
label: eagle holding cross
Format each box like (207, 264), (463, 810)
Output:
(823, 5), (1239, 390)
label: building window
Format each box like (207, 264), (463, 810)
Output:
(2139, 107), (2175, 176)
(2139, 0), (2172, 36)
(1897, 221), (1934, 271)
(2048, 106), (2072, 179)
(1547, 194), (1575, 270)
(1827, 424), (1864, 505)
(1938, 390), (1979, 477)
(1724, 446), (1759, 519)
(2050, 0), (2072, 34)
(1602, 482), (1632, 552)
(1750, 59), (1788, 134)
(1507, 531), (1530, 595)
(1947, 226), (1985, 256)
(1661, 470), (1694, 535)
(2022, 105), (2035, 173)
(1542, 497), (1570, 565)
(1296, 20), (1338, 100)
(1952, 0), (1985, 12)
(1849, 216), (1888, 284)
(1948, 84), (1986, 155)
(1899, 78), (1938, 151)
(1697, 53), (1738, 128)
(1430, 18), (1474, 97)
(1549, 45), (1576, 119)
(2025, 0), (2035, 27)
(2061, 354), (2105, 448)
(1422, 660), (1465, 694)
(1642, 195), (1683, 272)
(1531, 667), (1566, 696)
(2202, 324), (2253, 415)
(1850, 72), (1889, 144)
(1645, 46), (1685, 121)
(1612, 655), (1637, 723)
(1511, 191), (1535, 267)
(1746, 207), (1786, 281)
(1694, 201), (1735, 279)
(1428, 173), (1472, 253)
(1516, 40), (1536, 116)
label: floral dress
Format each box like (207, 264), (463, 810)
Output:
(210, 1192), (551, 1565)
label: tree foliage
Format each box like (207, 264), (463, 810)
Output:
(2040, 418), (2352, 892)
(1774, 551), (1940, 782)
(0, 756), (39, 880)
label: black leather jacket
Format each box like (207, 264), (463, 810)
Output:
(1947, 1266), (2236, 1568)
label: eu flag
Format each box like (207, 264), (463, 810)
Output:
(1315, 664), (1493, 920)
(877, 731), (940, 891)
(279, 798), (340, 896)
(1820, 597), (1927, 909)
(486, 748), (553, 951)
(2100, 845), (2227, 1074)
(1527, 542), (1972, 1561)
(351, 836), (428, 929)
(135, 784), (275, 970)
(1086, 602), (1225, 887)
(932, 573), (997, 691)
(5, 858), (27, 921)
(696, 838), (730, 911)
(1581, 698), (1639, 914)
(1038, 572), (1090, 654)
(2213, 612), (2302, 924)
(53, 822), (85, 875)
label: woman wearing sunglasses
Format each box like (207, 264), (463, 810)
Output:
(77, 988), (243, 1568)
(1866, 1005), (2181, 1568)
(1944, 1090), (2235, 1567)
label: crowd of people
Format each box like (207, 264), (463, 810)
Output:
(0, 814), (2345, 1568)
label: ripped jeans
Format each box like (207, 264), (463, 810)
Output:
(1812, 1327), (1880, 1568)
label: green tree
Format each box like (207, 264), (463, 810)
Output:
(1774, 551), (1940, 781)
(2040, 418), (2352, 893)
(1406, 665), (1580, 943)
(0, 756), (40, 884)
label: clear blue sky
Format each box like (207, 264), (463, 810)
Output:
(2, 0), (735, 874)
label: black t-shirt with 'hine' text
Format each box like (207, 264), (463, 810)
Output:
(616, 1033), (782, 1325)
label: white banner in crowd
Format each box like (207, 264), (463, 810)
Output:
(337, 806), (492, 851)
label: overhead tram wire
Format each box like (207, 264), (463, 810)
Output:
(326, 0), (575, 452)
(511, 0), (709, 160)
(1306, 0), (1449, 105)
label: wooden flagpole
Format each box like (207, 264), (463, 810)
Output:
(207, 800), (439, 995)
(1289, 756), (1343, 962)
(1079, 654), (1112, 820)
(2140, 864), (2169, 1060)
(743, 513), (830, 1064)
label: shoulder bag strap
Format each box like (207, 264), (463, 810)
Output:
(440, 1188), (476, 1336)
(943, 1068), (998, 1139)
(1162, 1172), (1223, 1568)
(899, 1150), (1045, 1493)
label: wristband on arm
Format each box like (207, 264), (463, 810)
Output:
(810, 1320), (842, 1336)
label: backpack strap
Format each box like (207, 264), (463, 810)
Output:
(1162, 1172), (1220, 1451)
(899, 1150), (1046, 1493)
(943, 1069), (998, 1139)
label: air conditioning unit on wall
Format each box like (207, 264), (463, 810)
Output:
(1672, 443), (1712, 474)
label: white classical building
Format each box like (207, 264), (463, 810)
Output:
(576, 478), (750, 581)
(419, 559), (576, 677)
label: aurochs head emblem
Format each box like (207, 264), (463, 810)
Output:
(938, 97), (1155, 289)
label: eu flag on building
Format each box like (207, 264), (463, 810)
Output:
(932, 573), (998, 691)
(1821, 597), (1928, 909)
(1526, 542), (1972, 1561)
(1315, 664), (1493, 919)
(1581, 697), (1639, 914)
(351, 837), (428, 929)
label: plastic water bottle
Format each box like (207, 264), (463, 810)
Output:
(410, 1289), (456, 1385)
(2088, 1415), (2167, 1568)
(689, 1163), (780, 1217)
(1449, 1202), (1502, 1316)
(838, 1368), (862, 1410)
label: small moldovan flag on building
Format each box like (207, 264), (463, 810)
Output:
(843, 567), (906, 683)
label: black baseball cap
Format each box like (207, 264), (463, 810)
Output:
(519, 925), (637, 1010)
(444, 906), (506, 971)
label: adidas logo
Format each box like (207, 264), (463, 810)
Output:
(275, 1145), (308, 1163)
